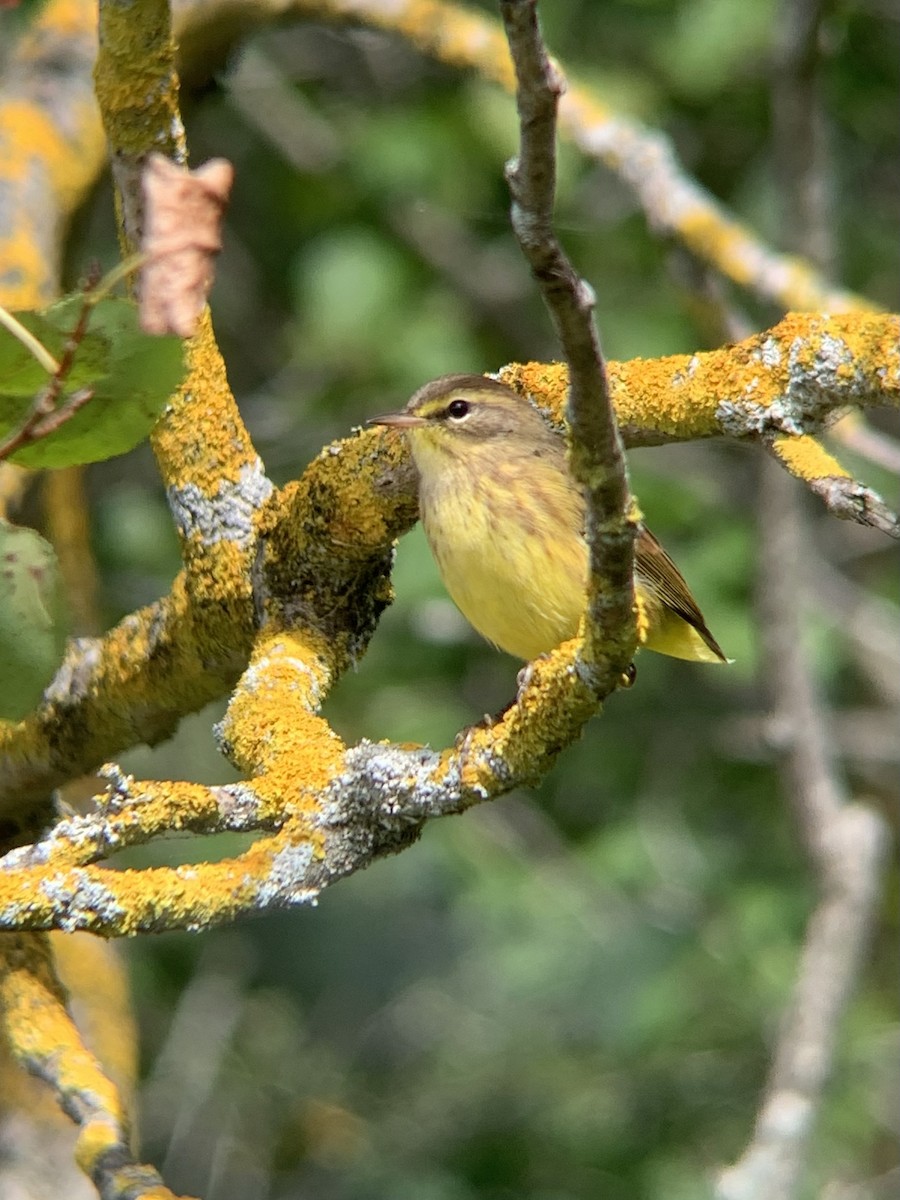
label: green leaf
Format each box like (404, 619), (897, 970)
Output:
(0, 519), (67, 721)
(0, 295), (185, 467)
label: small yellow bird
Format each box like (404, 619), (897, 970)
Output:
(370, 374), (727, 665)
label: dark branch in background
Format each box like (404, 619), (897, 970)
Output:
(717, 465), (889, 1200)
(498, 0), (636, 680)
(771, 0), (831, 269)
(717, 3), (890, 1196)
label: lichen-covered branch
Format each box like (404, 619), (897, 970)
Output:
(0, 309), (895, 840)
(94, 0), (183, 247)
(501, 310), (900, 536)
(0, 932), (139, 1200)
(0, 0), (104, 309)
(0, 580), (251, 840)
(0, 627), (606, 936)
(1, 768), (283, 872)
(501, 311), (899, 441)
(0, 934), (195, 1200)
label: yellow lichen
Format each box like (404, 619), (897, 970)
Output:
(92, 0), (180, 162)
(152, 312), (259, 494)
(770, 433), (851, 483)
(74, 1115), (121, 1172)
(53, 934), (138, 1107)
(0, 934), (121, 1122)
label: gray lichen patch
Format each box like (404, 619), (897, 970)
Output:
(168, 457), (273, 546)
(38, 870), (126, 933)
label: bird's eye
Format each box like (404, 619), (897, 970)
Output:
(446, 399), (470, 420)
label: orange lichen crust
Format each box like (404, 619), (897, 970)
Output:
(152, 310), (269, 603)
(2, 771), (281, 873)
(0, 933), (195, 1200)
(451, 639), (610, 798)
(0, 823), (319, 936)
(771, 432), (851, 484)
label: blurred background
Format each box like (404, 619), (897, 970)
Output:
(9, 0), (900, 1196)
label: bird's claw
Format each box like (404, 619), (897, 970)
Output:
(619, 662), (637, 689)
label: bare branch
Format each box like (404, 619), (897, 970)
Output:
(829, 412), (900, 476)
(499, 0), (635, 682)
(716, 461), (889, 1200)
(0, 289), (97, 462)
(716, 6), (891, 1194)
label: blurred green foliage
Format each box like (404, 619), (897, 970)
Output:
(0, 518), (66, 719)
(33, 0), (900, 1196)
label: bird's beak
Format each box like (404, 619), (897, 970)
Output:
(367, 412), (426, 429)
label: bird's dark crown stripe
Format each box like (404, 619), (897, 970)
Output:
(408, 374), (516, 414)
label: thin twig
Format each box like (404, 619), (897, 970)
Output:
(498, 0), (635, 680)
(0, 290), (97, 461)
(810, 560), (900, 706)
(829, 412), (900, 477)
(0, 304), (60, 373)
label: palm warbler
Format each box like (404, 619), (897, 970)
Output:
(370, 374), (727, 664)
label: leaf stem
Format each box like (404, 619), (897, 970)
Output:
(0, 305), (60, 374)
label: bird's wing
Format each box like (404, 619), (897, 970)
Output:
(635, 526), (727, 662)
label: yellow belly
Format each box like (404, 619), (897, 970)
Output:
(420, 461), (587, 659)
(414, 443), (720, 663)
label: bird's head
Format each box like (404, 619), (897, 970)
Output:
(369, 375), (556, 471)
